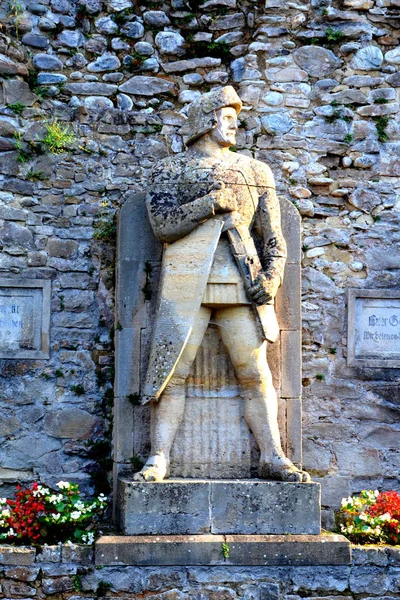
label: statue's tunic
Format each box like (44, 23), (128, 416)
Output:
(142, 152), (287, 403)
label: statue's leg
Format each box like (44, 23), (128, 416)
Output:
(215, 306), (310, 483)
(133, 306), (212, 482)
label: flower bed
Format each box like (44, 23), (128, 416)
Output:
(0, 481), (106, 546)
(337, 489), (400, 545)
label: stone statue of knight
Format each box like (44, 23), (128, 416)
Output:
(134, 86), (310, 484)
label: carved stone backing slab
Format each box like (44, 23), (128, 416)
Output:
(114, 193), (302, 483)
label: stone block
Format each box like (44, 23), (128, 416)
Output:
(0, 546), (36, 566)
(95, 533), (350, 566)
(281, 330), (301, 398)
(118, 479), (321, 535)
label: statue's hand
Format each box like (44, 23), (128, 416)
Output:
(221, 211), (242, 232)
(210, 180), (238, 214)
(248, 273), (280, 305)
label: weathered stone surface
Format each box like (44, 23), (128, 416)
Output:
(55, 30), (85, 48)
(0, 547), (36, 566)
(261, 114), (294, 135)
(119, 75), (176, 96)
(64, 82), (118, 95)
(3, 80), (38, 106)
(120, 21), (145, 39)
(385, 47), (400, 64)
(143, 10), (171, 26)
(118, 479), (321, 535)
(0, 53), (28, 76)
(95, 16), (119, 34)
(33, 53), (63, 71)
(209, 13), (245, 30)
(21, 32), (50, 48)
(352, 45), (383, 70)
(96, 534), (350, 566)
(37, 73), (68, 84)
(155, 31), (186, 55)
(43, 408), (99, 438)
(293, 46), (342, 77)
(87, 52), (121, 72)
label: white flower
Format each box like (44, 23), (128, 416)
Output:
(81, 531), (95, 545)
(8, 528), (16, 537)
(358, 512), (368, 521)
(374, 490), (380, 497)
(380, 512), (392, 522)
(48, 494), (64, 504)
(50, 513), (61, 521)
(57, 481), (71, 490)
(70, 511), (81, 520)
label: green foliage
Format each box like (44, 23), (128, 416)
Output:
(71, 384), (85, 396)
(73, 574), (82, 592)
(315, 373), (325, 381)
(7, 102), (26, 115)
(229, 146), (238, 152)
(329, 347), (337, 355)
(374, 97), (389, 104)
(42, 120), (76, 154)
(171, 12), (195, 25)
(93, 214), (117, 242)
(186, 36), (231, 61)
(111, 7), (133, 24)
(7, 0), (24, 38)
(27, 170), (46, 181)
(374, 116), (389, 142)
(325, 27), (344, 44)
(126, 51), (145, 72)
(343, 134), (353, 144)
(221, 542), (230, 559)
(55, 369), (64, 378)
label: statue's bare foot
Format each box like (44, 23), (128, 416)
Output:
(133, 454), (168, 482)
(259, 454), (311, 483)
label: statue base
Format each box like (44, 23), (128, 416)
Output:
(95, 533), (351, 566)
(117, 478), (321, 536)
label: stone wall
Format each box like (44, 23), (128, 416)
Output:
(0, 543), (400, 599)
(0, 0), (399, 521)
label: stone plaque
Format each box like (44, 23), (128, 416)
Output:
(0, 279), (51, 359)
(347, 289), (400, 367)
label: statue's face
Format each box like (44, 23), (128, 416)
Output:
(209, 106), (237, 148)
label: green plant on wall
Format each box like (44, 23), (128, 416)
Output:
(374, 116), (389, 142)
(42, 119), (76, 154)
(7, 0), (24, 38)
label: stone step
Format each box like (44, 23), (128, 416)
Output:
(95, 534), (351, 566)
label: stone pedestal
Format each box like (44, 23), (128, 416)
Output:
(117, 478), (321, 536)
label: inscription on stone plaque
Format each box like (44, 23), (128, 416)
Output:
(347, 289), (400, 368)
(0, 279), (51, 359)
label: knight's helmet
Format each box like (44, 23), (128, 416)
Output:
(184, 86), (242, 146)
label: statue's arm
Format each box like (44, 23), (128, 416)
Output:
(249, 163), (287, 303)
(256, 188), (287, 286)
(146, 187), (236, 244)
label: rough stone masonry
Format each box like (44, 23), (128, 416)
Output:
(0, 0), (399, 530)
